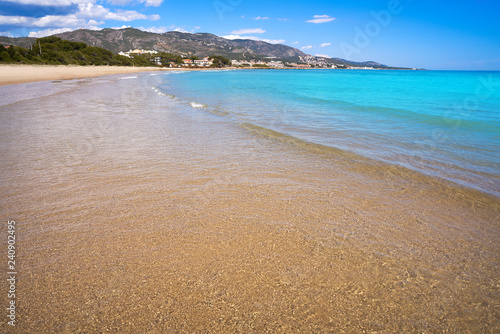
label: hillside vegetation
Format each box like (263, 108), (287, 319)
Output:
(0, 36), (157, 66)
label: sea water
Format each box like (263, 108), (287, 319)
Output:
(1, 70), (499, 332)
(157, 69), (500, 197)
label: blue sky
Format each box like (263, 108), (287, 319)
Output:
(0, 0), (499, 70)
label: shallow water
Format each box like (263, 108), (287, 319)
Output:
(161, 69), (500, 197)
(0, 72), (499, 333)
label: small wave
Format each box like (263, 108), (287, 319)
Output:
(151, 87), (177, 99)
(167, 71), (188, 75)
(241, 122), (344, 155)
(119, 76), (138, 80)
(190, 102), (206, 109)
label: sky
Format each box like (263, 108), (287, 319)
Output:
(0, 0), (499, 70)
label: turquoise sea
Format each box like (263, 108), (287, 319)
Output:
(156, 69), (500, 197)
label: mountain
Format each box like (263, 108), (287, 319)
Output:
(49, 28), (307, 61)
(0, 36), (32, 49)
(331, 58), (387, 68)
(0, 28), (399, 68)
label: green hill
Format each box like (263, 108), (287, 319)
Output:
(0, 36), (155, 66)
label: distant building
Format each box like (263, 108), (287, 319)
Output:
(268, 61), (284, 68)
(193, 57), (213, 66)
(119, 49), (158, 58)
(150, 56), (162, 65)
(232, 60), (252, 67)
(182, 59), (193, 66)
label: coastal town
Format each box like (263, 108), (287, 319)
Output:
(117, 48), (375, 69)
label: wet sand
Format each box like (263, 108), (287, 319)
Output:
(0, 74), (499, 333)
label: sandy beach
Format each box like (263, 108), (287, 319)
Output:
(0, 69), (498, 333)
(0, 64), (169, 86)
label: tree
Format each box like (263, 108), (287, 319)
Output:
(209, 55), (231, 67)
(0, 51), (10, 62)
(158, 52), (183, 65)
(252, 64), (270, 68)
(0, 37), (180, 67)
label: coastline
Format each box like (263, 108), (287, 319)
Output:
(0, 64), (173, 86)
(0, 65), (421, 87)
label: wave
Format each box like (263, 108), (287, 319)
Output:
(241, 121), (499, 198)
(167, 71), (189, 75)
(151, 86), (209, 110)
(241, 122), (363, 160)
(190, 102), (206, 109)
(118, 76), (138, 80)
(151, 86), (177, 100)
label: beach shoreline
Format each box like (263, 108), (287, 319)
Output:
(0, 67), (498, 333)
(0, 64), (176, 86)
(0, 64), (410, 87)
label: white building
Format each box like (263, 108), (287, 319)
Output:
(194, 57), (213, 66)
(119, 49), (158, 58)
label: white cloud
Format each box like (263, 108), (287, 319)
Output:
(28, 27), (74, 37)
(106, 10), (159, 21)
(33, 15), (86, 27)
(320, 42), (331, 47)
(140, 0), (163, 6)
(253, 16), (269, 20)
(301, 45), (312, 50)
(222, 34), (243, 40)
(139, 26), (168, 33)
(28, 25), (101, 37)
(6, 0), (163, 5)
(107, 0), (133, 5)
(77, 3), (109, 20)
(0, 15), (31, 25)
(112, 25), (132, 29)
(262, 38), (285, 44)
(2, 0), (91, 5)
(157, 24), (198, 33)
(291, 41), (299, 44)
(231, 28), (265, 35)
(2, 3), (159, 26)
(108, 0), (164, 6)
(0, 0), (160, 35)
(315, 54), (330, 58)
(307, 15), (335, 24)
(278, 18), (289, 21)
(168, 24), (189, 33)
(222, 34), (284, 44)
